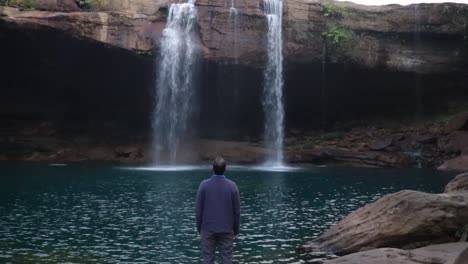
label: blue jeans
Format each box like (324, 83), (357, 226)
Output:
(201, 231), (234, 264)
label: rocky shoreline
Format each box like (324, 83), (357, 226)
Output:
(300, 172), (468, 263)
(1, 111), (467, 171)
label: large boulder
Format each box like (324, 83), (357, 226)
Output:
(324, 243), (468, 264)
(444, 112), (468, 134)
(301, 190), (468, 255)
(439, 131), (468, 154)
(439, 155), (468, 172)
(445, 172), (468, 193)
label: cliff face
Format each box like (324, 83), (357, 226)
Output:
(0, 0), (467, 167)
(1, 0), (467, 73)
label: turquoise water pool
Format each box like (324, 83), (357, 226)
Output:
(0, 165), (455, 263)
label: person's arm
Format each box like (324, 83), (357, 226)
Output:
(195, 183), (204, 234)
(232, 184), (241, 236)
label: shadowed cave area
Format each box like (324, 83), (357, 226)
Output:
(1, 22), (467, 142)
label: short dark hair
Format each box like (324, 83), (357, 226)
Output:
(213, 156), (226, 175)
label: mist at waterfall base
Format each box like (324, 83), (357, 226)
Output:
(0, 165), (455, 263)
(152, 0), (200, 164)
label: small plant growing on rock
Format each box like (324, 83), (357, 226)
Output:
(321, 0), (348, 19)
(321, 24), (353, 62)
(322, 24), (353, 48)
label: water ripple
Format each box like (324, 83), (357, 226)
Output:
(0, 166), (454, 263)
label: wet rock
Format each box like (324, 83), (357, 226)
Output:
(291, 148), (413, 168)
(445, 173), (468, 193)
(454, 246), (468, 264)
(86, 146), (112, 160)
(324, 243), (468, 264)
(439, 131), (468, 153)
(463, 148), (468, 156)
(416, 135), (437, 144)
(438, 155), (468, 172)
(368, 137), (393, 151)
(115, 146), (141, 158)
(444, 112), (468, 134)
(301, 190), (468, 255)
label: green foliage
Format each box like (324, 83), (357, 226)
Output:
(0, 0), (36, 9)
(322, 24), (353, 48)
(321, 0), (348, 19)
(135, 49), (154, 57)
(77, 0), (106, 11)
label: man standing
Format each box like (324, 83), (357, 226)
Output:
(195, 157), (241, 264)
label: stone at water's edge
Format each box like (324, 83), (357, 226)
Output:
(323, 243), (468, 264)
(301, 190), (468, 255)
(445, 172), (468, 193)
(443, 112), (468, 134)
(439, 155), (468, 172)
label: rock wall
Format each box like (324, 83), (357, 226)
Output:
(0, 0), (468, 167)
(1, 0), (467, 73)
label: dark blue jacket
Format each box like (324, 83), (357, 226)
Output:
(195, 175), (241, 235)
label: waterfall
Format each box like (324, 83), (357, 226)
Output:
(153, 0), (199, 164)
(262, 0), (284, 166)
(228, 0), (239, 61)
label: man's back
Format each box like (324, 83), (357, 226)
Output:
(195, 157), (240, 264)
(196, 176), (240, 235)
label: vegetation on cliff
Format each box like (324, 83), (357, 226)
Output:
(76, 0), (105, 11)
(0, 0), (36, 9)
(320, 1), (354, 62)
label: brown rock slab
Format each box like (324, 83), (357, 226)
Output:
(439, 156), (468, 172)
(439, 131), (468, 153)
(445, 172), (468, 193)
(302, 190), (468, 255)
(444, 112), (468, 134)
(0, 6), (164, 52)
(369, 137), (393, 150)
(291, 148), (413, 168)
(324, 243), (468, 264)
(35, 0), (80, 11)
(1, 1), (468, 73)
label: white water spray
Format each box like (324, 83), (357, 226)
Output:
(153, 0), (199, 164)
(262, 0), (284, 166)
(227, 0), (240, 60)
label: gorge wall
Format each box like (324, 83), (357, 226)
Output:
(0, 0), (467, 165)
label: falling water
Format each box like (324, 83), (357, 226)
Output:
(153, 0), (199, 164)
(413, 4), (423, 120)
(262, 0), (284, 166)
(228, 0), (239, 60)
